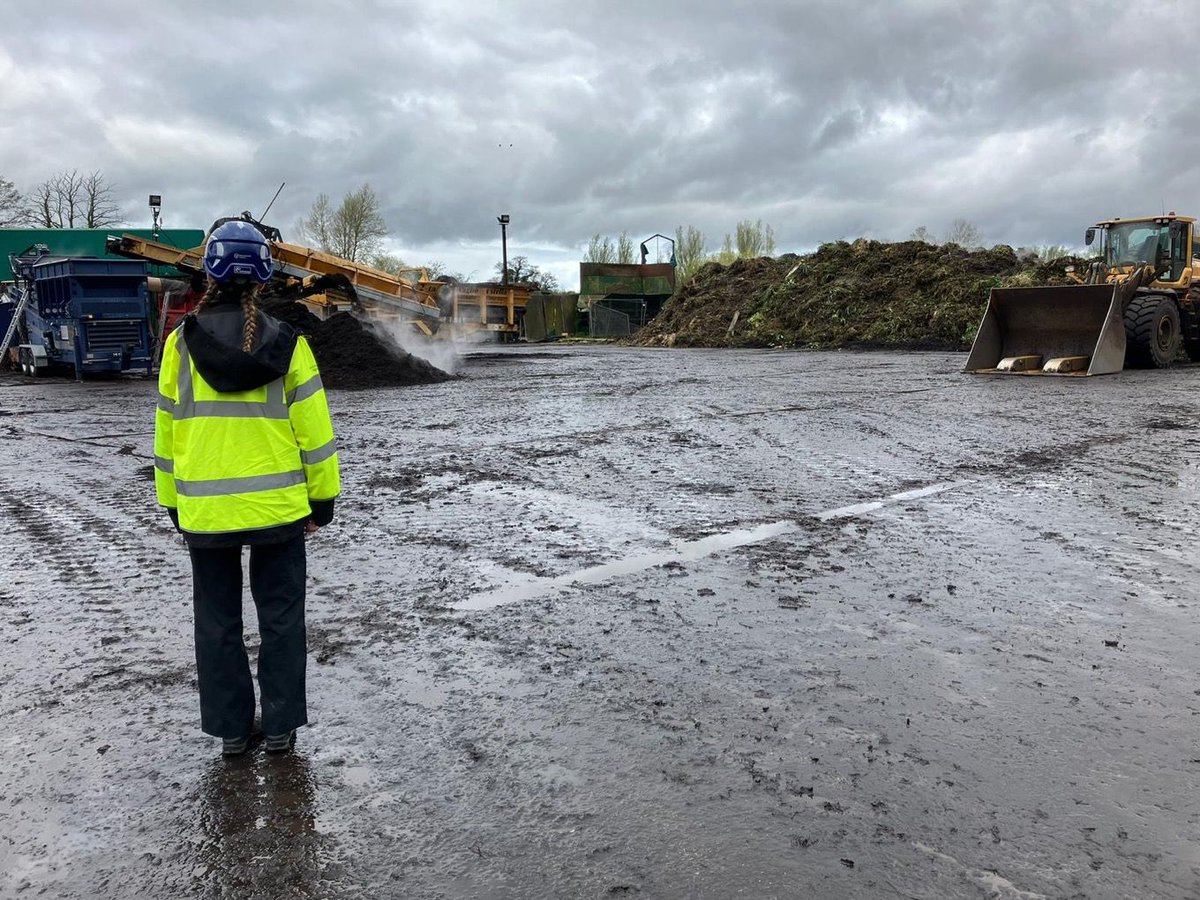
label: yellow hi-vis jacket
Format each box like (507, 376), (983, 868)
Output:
(154, 328), (340, 536)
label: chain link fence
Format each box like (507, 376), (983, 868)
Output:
(590, 303), (631, 339)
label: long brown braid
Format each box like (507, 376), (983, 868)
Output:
(240, 285), (262, 353)
(192, 278), (221, 314)
(192, 278), (261, 353)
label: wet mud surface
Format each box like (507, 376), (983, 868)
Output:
(2, 348), (1199, 899)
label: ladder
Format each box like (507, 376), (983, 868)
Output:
(0, 287), (30, 363)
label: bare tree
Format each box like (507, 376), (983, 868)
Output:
(493, 255), (558, 291)
(82, 171), (121, 227)
(32, 170), (122, 228)
(34, 170), (83, 227)
(298, 193), (333, 249)
(299, 184), (388, 263)
(673, 225), (707, 284)
(0, 175), (29, 226)
(422, 260), (466, 281)
(944, 218), (983, 249)
(910, 225), (933, 243)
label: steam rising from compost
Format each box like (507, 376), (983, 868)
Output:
(362, 316), (465, 375)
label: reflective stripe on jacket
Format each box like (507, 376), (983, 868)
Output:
(154, 328), (340, 535)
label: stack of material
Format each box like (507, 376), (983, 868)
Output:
(264, 301), (452, 390)
(633, 240), (1077, 350)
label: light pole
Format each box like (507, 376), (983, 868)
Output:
(497, 214), (510, 285)
(149, 194), (162, 239)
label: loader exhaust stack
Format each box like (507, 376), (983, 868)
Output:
(963, 269), (1148, 376)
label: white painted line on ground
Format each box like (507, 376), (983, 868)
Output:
(455, 479), (970, 612)
(816, 480), (972, 521)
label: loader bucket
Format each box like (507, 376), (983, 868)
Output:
(963, 284), (1127, 376)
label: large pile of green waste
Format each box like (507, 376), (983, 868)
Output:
(633, 240), (1078, 350)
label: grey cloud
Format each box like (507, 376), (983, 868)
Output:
(2, 0), (1194, 282)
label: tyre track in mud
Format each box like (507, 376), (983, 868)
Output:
(7, 353), (1200, 898)
(0, 397), (207, 900)
(0, 403), (199, 717)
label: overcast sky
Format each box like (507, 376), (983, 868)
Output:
(2, 0), (1191, 289)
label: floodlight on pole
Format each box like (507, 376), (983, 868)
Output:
(498, 214), (510, 285)
(149, 194), (162, 239)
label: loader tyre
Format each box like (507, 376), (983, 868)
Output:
(1123, 293), (1180, 368)
(1184, 285), (1200, 362)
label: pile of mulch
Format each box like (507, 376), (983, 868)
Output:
(632, 240), (1080, 350)
(263, 300), (452, 390)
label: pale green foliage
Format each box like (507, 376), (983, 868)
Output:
(675, 219), (780, 283)
(584, 234), (617, 263)
(715, 219), (777, 264)
(674, 225), (708, 284)
(617, 231), (635, 264)
(715, 234), (737, 265)
(585, 231), (638, 265)
(1036, 244), (1072, 262)
(734, 219), (775, 258)
(300, 184), (388, 263)
(369, 252), (409, 276)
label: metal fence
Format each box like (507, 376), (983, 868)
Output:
(590, 303), (631, 339)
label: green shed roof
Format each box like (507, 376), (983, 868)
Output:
(0, 228), (205, 281)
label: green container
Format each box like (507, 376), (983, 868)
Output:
(0, 228), (206, 281)
(525, 293), (580, 342)
(579, 262), (675, 298)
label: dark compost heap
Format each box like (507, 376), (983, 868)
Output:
(264, 301), (452, 390)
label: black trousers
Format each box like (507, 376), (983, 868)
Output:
(188, 535), (308, 738)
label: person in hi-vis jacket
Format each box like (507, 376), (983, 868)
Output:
(154, 218), (340, 757)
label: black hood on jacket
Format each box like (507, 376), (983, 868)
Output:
(183, 294), (298, 393)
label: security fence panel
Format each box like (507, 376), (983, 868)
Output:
(590, 303), (630, 338)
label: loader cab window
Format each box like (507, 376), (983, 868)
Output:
(1105, 222), (1172, 276)
(1167, 222), (1188, 281)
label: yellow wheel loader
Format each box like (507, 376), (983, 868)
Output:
(964, 214), (1200, 375)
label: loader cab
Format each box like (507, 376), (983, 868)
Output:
(1098, 218), (1191, 285)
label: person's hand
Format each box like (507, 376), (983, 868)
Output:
(305, 520), (319, 535)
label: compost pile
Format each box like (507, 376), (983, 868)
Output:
(633, 240), (1079, 350)
(264, 301), (452, 390)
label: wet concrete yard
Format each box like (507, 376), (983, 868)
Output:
(2, 347), (1199, 899)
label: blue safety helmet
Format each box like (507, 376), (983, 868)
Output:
(203, 220), (274, 283)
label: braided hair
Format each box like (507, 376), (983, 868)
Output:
(192, 278), (221, 315)
(193, 277), (263, 353)
(240, 286), (262, 354)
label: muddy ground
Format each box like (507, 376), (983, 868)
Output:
(1, 347), (1198, 899)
